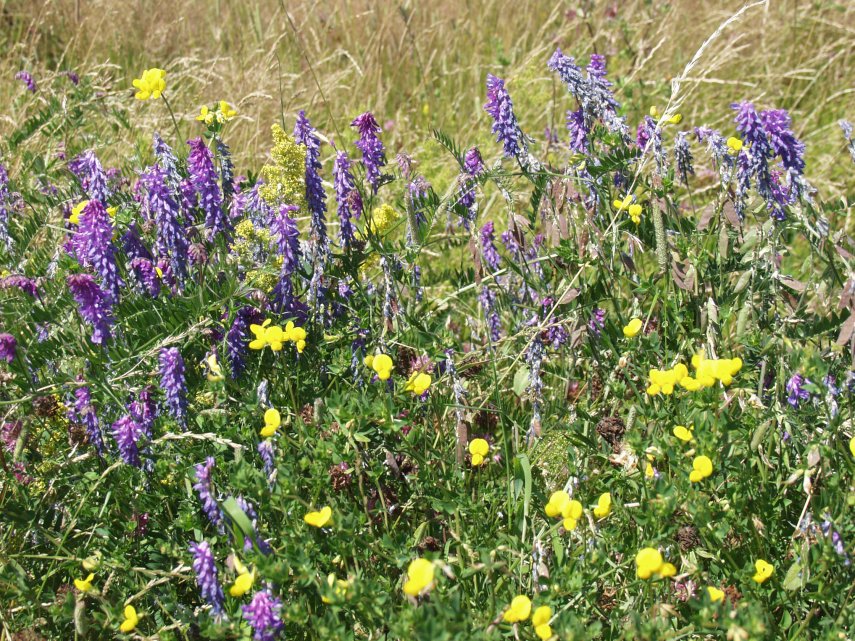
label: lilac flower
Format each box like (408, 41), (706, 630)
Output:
(189, 540), (225, 616)
(455, 147), (484, 227)
(15, 71), (37, 93)
(75, 200), (123, 302)
(141, 164), (189, 281)
(129, 386), (157, 439)
(761, 109), (805, 173)
(67, 274), (114, 345)
(258, 439), (275, 480)
(73, 383), (105, 456)
(121, 223), (153, 262)
(0, 333), (16, 363)
(226, 306), (263, 379)
(294, 111), (328, 250)
(193, 457), (224, 528)
(242, 589), (284, 641)
(159, 347), (187, 427)
(112, 414), (142, 467)
(351, 111), (386, 193)
(484, 74), (524, 159)
(153, 133), (181, 190)
(0, 275), (38, 297)
(566, 108), (588, 153)
(674, 132), (694, 182)
(271, 205), (304, 317)
(214, 137), (235, 204)
(548, 49), (586, 96)
(129, 258), (160, 297)
(588, 307), (606, 337)
(479, 221), (502, 271)
(68, 150), (110, 203)
(187, 138), (227, 237)
(63, 70), (80, 85)
(840, 121), (855, 164)
(479, 285), (501, 342)
(333, 150), (360, 249)
(786, 373), (810, 408)
(0, 162), (22, 250)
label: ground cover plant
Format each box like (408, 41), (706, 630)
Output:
(1, 2), (855, 640)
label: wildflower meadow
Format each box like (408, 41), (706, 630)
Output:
(1, 1), (854, 639)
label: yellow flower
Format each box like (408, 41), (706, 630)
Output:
(612, 194), (633, 212)
(196, 105), (215, 125)
(321, 573), (352, 604)
(229, 569), (255, 597)
(259, 124), (307, 209)
(727, 137), (743, 154)
(635, 547), (664, 579)
(217, 100), (237, 123)
(69, 200), (89, 225)
(707, 586), (725, 602)
(850, 436), (855, 458)
(402, 558), (434, 596)
(405, 371), (432, 396)
(752, 559), (774, 584)
(628, 203), (642, 225)
(503, 595), (532, 623)
(667, 113), (683, 125)
(593, 492), (611, 519)
(649, 106), (660, 118)
(673, 425), (694, 442)
(248, 319), (285, 351)
(623, 318), (643, 338)
(119, 604), (139, 632)
(261, 408), (281, 438)
(469, 438), (489, 466)
(689, 455), (713, 483)
(132, 68), (166, 100)
(285, 321), (307, 353)
(204, 353), (224, 382)
(532, 605), (553, 640)
(645, 462), (655, 478)
(545, 490), (570, 518)
(74, 573), (95, 592)
(304, 506), (332, 528)
(561, 498), (583, 531)
(370, 353), (394, 381)
(659, 562), (677, 578)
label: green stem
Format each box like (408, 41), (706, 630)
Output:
(161, 94), (183, 145)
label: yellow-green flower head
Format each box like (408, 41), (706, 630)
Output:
(367, 204), (400, 234)
(132, 68), (166, 100)
(469, 438), (489, 466)
(259, 124), (306, 209)
(402, 558), (435, 597)
(752, 559), (774, 584)
(503, 595), (532, 623)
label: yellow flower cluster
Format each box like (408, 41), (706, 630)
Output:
(132, 68), (166, 100)
(260, 408), (280, 438)
(249, 319), (307, 353)
(229, 556), (255, 597)
(196, 100), (237, 126)
(635, 547), (677, 579)
(613, 195), (642, 225)
(364, 353), (394, 380)
(689, 455), (713, 483)
(752, 559), (774, 584)
(647, 354), (742, 395)
(402, 557), (434, 596)
(545, 490), (583, 531)
(405, 371), (432, 396)
(593, 492), (612, 519)
(727, 137), (743, 155)
(468, 438), (489, 466)
(501, 596), (553, 639)
(367, 204), (399, 234)
(259, 124), (306, 209)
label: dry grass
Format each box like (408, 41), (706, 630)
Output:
(1, 0), (853, 192)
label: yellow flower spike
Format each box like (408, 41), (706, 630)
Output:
(229, 569), (255, 597)
(370, 354), (394, 381)
(304, 506), (332, 528)
(545, 491), (570, 518)
(752, 559), (774, 584)
(532, 605), (553, 640)
(469, 438), (489, 467)
(623, 318), (643, 338)
(673, 425), (694, 442)
(260, 408), (281, 438)
(690, 455), (713, 483)
(74, 573), (95, 592)
(635, 547), (664, 579)
(593, 492), (612, 519)
(667, 113), (683, 125)
(706, 586), (725, 602)
(132, 68), (166, 101)
(727, 137), (744, 154)
(402, 558), (434, 596)
(119, 604), (139, 632)
(405, 371), (432, 396)
(659, 562), (677, 578)
(69, 200), (90, 225)
(502, 595), (532, 623)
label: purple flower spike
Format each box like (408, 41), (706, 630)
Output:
(333, 150), (360, 249)
(294, 111), (328, 250)
(15, 71), (37, 93)
(351, 111), (386, 193)
(226, 306), (263, 379)
(187, 138), (227, 238)
(270, 205), (304, 317)
(159, 347), (187, 427)
(72, 383), (105, 456)
(242, 589), (284, 641)
(0, 275), (37, 297)
(0, 333), (16, 363)
(66, 274), (114, 345)
(68, 150), (110, 203)
(112, 414), (142, 467)
(189, 540), (225, 616)
(484, 74), (524, 159)
(479, 221), (501, 271)
(76, 200), (123, 302)
(130, 258), (161, 297)
(193, 457), (224, 528)
(141, 164), (189, 280)
(786, 373), (811, 408)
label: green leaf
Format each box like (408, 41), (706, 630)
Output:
(221, 496), (256, 540)
(782, 560), (805, 591)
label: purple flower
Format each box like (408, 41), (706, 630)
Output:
(786, 373), (811, 408)
(214, 137), (235, 204)
(187, 138), (227, 238)
(674, 132), (694, 182)
(129, 258), (161, 297)
(67, 274), (114, 345)
(112, 414), (142, 467)
(153, 133), (181, 190)
(454, 147), (484, 228)
(121, 223), (153, 262)
(0, 275), (38, 297)
(140, 164), (189, 280)
(68, 150), (110, 203)
(271, 205), (305, 317)
(484, 74), (524, 159)
(75, 200), (123, 302)
(479, 221), (502, 271)
(479, 285), (501, 342)
(0, 333), (16, 363)
(333, 150), (360, 249)
(761, 109), (805, 174)
(72, 383), (105, 456)
(63, 70), (80, 85)
(840, 120), (855, 164)
(258, 440), (275, 480)
(351, 111), (386, 193)
(294, 111), (328, 250)
(159, 347), (187, 427)
(566, 108), (588, 153)
(193, 457), (224, 528)
(548, 49), (586, 98)
(588, 307), (606, 337)
(242, 589), (284, 641)
(129, 386), (157, 439)
(226, 306), (263, 379)
(15, 71), (37, 93)
(189, 540), (225, 616)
